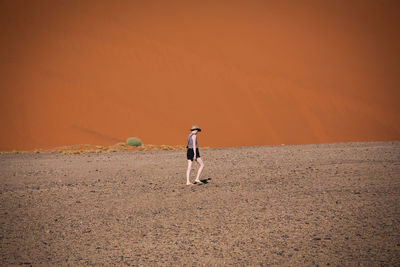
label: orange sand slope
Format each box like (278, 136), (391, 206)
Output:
(0, 0), (399, 151)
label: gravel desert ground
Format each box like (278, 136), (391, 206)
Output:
(1, 141), (399, 266)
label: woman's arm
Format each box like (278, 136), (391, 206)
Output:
(192, 135), (197, 159)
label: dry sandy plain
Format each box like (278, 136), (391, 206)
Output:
(1, 141), (399, 266)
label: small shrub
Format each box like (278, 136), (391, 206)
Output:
(127, 137), (142, 147)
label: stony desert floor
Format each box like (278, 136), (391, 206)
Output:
(1, 141), (399, 266)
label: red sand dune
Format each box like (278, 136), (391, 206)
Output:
(0, 0), (399, 151)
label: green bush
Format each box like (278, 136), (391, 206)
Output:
(126, 137), (142, 147)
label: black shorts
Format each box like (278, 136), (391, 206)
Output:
(187, 148), (200, 161)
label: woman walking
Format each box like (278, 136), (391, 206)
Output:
(186, 125), (205, 185)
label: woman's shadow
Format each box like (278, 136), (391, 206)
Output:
(196, 178), (212, 184)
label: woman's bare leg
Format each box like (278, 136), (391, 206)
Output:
(186, 160), (193, 185)
(194, 157), (204, 183)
